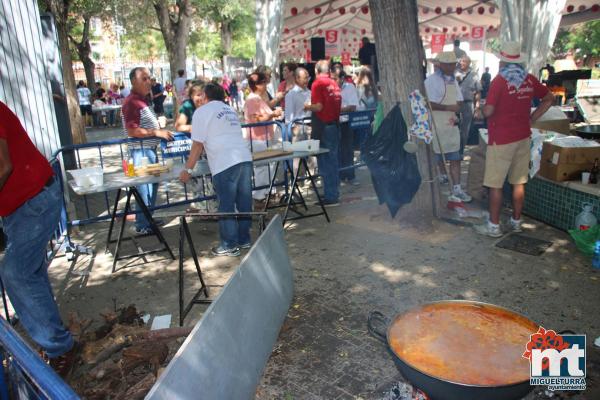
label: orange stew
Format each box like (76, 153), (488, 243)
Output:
(388, 302), (539, 386)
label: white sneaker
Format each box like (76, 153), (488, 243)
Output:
(452, 187), (473, 203)
(510, 217), (523, 232)
(438, 174), (449, 184)
(474, 221), (503, 238)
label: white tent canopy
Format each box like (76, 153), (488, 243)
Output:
(279, 0), (600, 58)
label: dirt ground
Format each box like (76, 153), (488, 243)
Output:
(2, 126), (598, 399)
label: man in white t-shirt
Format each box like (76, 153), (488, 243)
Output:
(179, 82), (253, 257)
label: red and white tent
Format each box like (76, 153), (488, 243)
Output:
(279, 0), (600, 59)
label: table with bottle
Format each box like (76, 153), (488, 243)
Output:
(67, 147), (331, 270)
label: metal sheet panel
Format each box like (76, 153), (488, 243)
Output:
(0, 0), (60, 159)
(146, 215), (293, 400)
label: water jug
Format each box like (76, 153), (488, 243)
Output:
(593, 241), (600, 269)
(575, 203), (597, 231)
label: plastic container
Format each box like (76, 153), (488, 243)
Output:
(593, 241), (600, 269)
(68, 167), (104, 188)
(575, 203), (598, 231)
(282, 139), (320, 152)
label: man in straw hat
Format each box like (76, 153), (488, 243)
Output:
(425, 51), (472, 202)
(474, 41), (554, 237)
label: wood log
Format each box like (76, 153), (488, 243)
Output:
(88, 359), (121, 380)
(140, 326), (193, 341)
(121, 342), (168, 372)
(95, 305), (142, 340)
(82, 324), (147, 364)
(116, 372), (156, 400)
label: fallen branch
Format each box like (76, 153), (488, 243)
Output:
(116, 372), (155, 400)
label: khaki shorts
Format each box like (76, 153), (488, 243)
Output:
(483, 138), (531, 189)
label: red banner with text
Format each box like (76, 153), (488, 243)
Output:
(431, 34), (446, 54)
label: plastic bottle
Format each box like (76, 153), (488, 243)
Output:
(575, 203), (597, 231)
(593, 241), (600, 269)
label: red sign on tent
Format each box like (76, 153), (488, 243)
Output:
(431, 34), (445, 53)
(471, 26), (485, 40)
(470, 26), (486, 51)
(325, 29), (341, 57)
(306, 49), (312, 62)
(341, 51), (351, 65)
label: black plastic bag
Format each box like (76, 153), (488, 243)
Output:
(362, 104), (421, 217)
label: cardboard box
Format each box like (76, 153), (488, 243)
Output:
(531, 106), (571, 134)
(531, 119), (571, 135)
(539, 142), (600, 182)
(539, 142), (599, 182)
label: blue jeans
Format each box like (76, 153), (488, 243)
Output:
(130, 147), (158, 230)
(338, 122), (355, 181)
(211, 162), (253, 249)
(1, 180), (73, 357)
(317, 123), (341, 202)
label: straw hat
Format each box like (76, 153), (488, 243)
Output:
(498, 41), (525, 63)
(435, 51), (457, 64)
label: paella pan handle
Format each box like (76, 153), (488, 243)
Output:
(558, 330), (576, 335)
(367, 311), (390, 344)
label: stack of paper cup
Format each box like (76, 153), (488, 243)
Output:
(582, 172), (591, 184)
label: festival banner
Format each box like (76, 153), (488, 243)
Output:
(470, 26), (486, 51)
(431, 34), (446, 54)
(325, 30), (341, 57)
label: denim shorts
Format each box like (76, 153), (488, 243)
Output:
(434, 151), (462, 163)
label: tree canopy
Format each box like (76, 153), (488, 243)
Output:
(552, 20), (600, 66)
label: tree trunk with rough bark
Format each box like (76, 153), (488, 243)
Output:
(220, 21), (233, 72)
(153, 0), (193, 80)
(255, 0), (284, 93)
(369, 0), (439, 225)
(70, 16), (96, 94)
(41, 0), (87, 144)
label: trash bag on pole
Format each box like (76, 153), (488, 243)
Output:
(362, 104), (421, 217)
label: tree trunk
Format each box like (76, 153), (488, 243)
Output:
(42, 0), (87, 145)
(369, 0), (439, 225)
(153, 0), (193, 81)
(220, 21), (233, 74)
(255, 0), (284, 93)
(71, 16), (96, 94)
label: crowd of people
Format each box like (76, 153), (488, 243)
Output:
(427, 39), (553, 237)
(0, 34), (557, 383)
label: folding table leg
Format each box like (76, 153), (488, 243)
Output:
(112, 189), (133, 273)
(178, 218), (185, 327)
(283, 161), (305, 223)
(182, 218), (209, 299)
(105, 188), (122, 253)
(263, 161), (280, 211)
(304, 158), (330, 223)
(178, 217), (211, 326)
(130, 188), (175, 260)
(286, 159), (308, 210)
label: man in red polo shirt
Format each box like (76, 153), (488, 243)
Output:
(0, 101), (76, 375)
(305, 59), (342, 206)
(475, 41), (554, 237)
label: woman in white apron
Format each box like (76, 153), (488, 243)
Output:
(424, 51), (472, 203)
